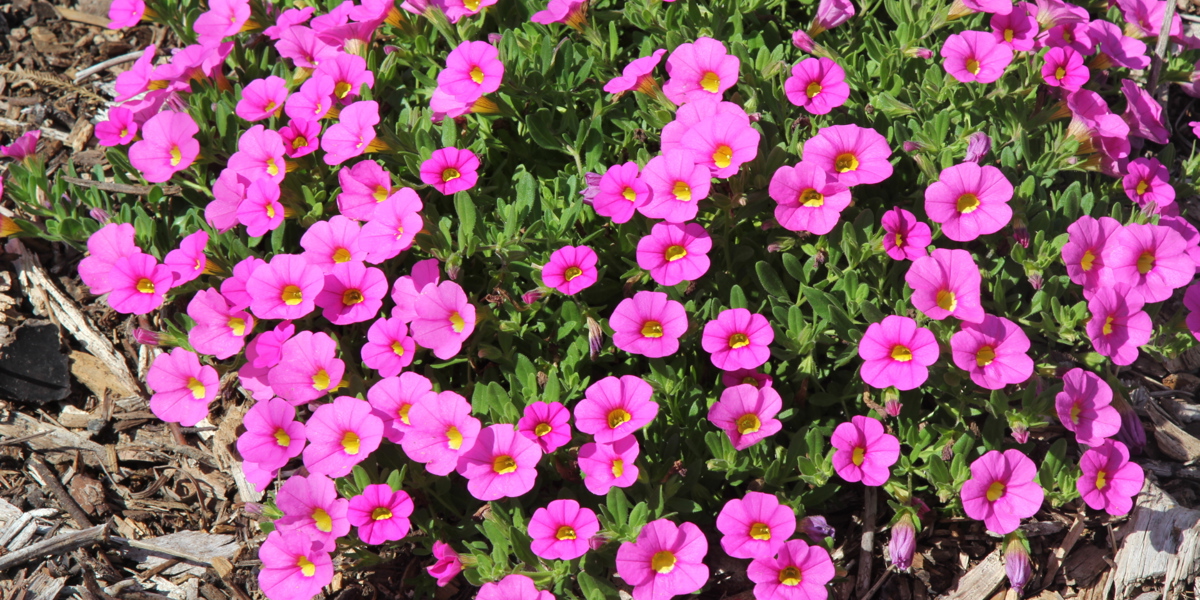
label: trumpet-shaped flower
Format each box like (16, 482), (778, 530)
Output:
(605, 49), (667, 96)
(637, 222), (712, 286)
(518, 401), (572, 453)
(858, 315), (939, 391)
(961, 449), (1044, 534)
(129, 112), (199, 183)
(257, 530), (333, 600)
(1104, 224), (1194, 303)
(542, 245), (599, 295)
(1077, 440), (1144, 516)
(801, 124), (893, 186)
(315, 261), (387, 325)
(478, 575), (556, 600)
(427, 541), (462, 587)
(360, 188), (423, 263)
(924, 162), (1013, 242)
(194, 0), (251, 43)
(615, 519), (710, 600)
(941, 30), (1014, 84)
(268, 331), (345, 404)
(831, 415), (901, 486)
(187, 288), (254, 359)
(1090, 19), (1150, 70)
(316, 53), (375, 103)
(107, 0), (146, 28)
(301, 216), (365, 274)
(336, 159), (394, 221)
(246, 254), (325, 320)
(276, 474), (350, 549)
(769, 162), (853, 235)
(529, 499), (599, 560)
(147, 348), (218, 427)
(285, 75), (335, 122)
(236, 398), (305, 471)
(1055, 368), (1120, 446)
(578, 437), (639, 495)
(610, 291), (688, 358)
(237, 179), (285, 238)
(905, 249), (985, 323)
(708, 384), (783, 451)
(716, 492), (796, 559)
(390, 259), (440, 323)
(530, 0), (588, 29)
(79, 223), (140, 295)
(881, 207), (932, 261)
(456, 424), (543, 501)
(662, 37), (740, 105)
(322, 100), (383, 165)
(747, 539), (835, 600)
(702, 308), (773, 371)
(420, 147), (480, 195)
(784, 57), (850, 115)
(163, 230), (210, 285)
(348, 484), (413, 545)
(108, 253), (174, 315)
(410, 280), (476, 359)
(401, 390), (482, 476)
(304, 396), (384, 478)
(1121, 78), (1169, 144)
(575, 375), (658, 443)
(1122, 158), (1175, 213)
(949, 315), (1034, 390)
(990, 3), (1039, 50)
(592, 162), (650, 224)
(362, 317), (416, 378)
(95, 107), (138, 146)
(277, 26), (338, 70)
(1062, 216), (1120, 292)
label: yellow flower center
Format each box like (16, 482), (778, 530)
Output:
(228, 317), (246, 337)
(282, 284), (304, 305)
(986, 481), (1006, 502)
(342, 289), (364, 305)
(391, 341), (406, 356)
(936, 289), (957, 312)
(806, 81), (822, 98)
(120, 128), (129, 138)
(664, 245), (688, 262)
(1062, 31), (1073, 43)
(1004, 29), (1014, 42)
(894, 233), (904, 247)
(313, 508), (332, 532)
(464, 0), (480, 9)
(371, 507), (392, 520)
(1137, 251), (1155, 275)
(957, 193), (981, 214)
(442, 168), (461, 182)
(186, 377), (206, 399)
(332, 248), (352, 263)
(622, 186), (637, 201)
(966, 58), (981, 74)
(1080, 250), (1096, 271)
(779, 566), (803, 586)
(446, 425), (463, 449)
(607, 408), (632, 429)
(672, 181), (692, 202)
(492, 454), (517, 474)
(1095, 470), (1108, 490)
(555, 525), (576, 540)
(449, 311), (466, 333)
(713, 144), (733, 169)
(976, 345), (996, 367)
(266, 203), (276, 219)
(641, 320), (663, 338)
(699, 72), (720, 93)
(612, 458), (624, 477)
(373, 185), (390, 202)
(1102, 315), (1115, 336)
(564, 266), (583, 281)
(749, 522), (772, 540)
(535, 422), (552, 436)
(737, 413), (761, 434)
(170, 146), (182, 166)
(651, 550), (677, 574)
(1055, 66), (1066, 81)
(469, 66), (485, 84)
(334, 81), (352, 99)
(801, 188), (824, 207)
(728, 333), (750, 349)
(834, 152), (859, 172)
(274, 428), (290, 447)
(296, 556), (316, 577)
(1070, 401), (1082, 425)
(137, 278), (156, 294)
(398, 404), (411, 424)
(342, 431), (360, 455)
(1136, 180), (1149, 196)
(312, 368), (331, 390)
(890, 345), (913, 362)
(266, 158), (279, 177)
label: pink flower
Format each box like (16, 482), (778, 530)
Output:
(831, 415), (901, 486)
(530, 0), (587, 29)
(701, 308), (773, 371)
(79, 223), (140, 295)
(401, 390), (482, 476)
(707, 384), (783, 451)
(950, 315), (1034, 390)
(747, 539), (835, 600)
(941, 30), (1014, 84)
(769, 162), (852, 235)
(592, 162), (650, 224)
(889, 512), (918, 571)
(207, 170), (246, 232)
(961, 449), (1044, 534)
(367, 372), (434, 443)
(924, 162), (1013, 242)
(662, 37), (740, 105)
(229, 125), (287, 184)
(322, 100), (383, 165)
(1041, 47), (1088, 92)
(1122, 158), (1175, 213)
(427, 541), (462, 586)
(801, 124), (893, 186)
(277, 26), (338, 70)
(162, 231), (209, 286)
(543, 246), (599, 295)
(108, 253), (174, 315)
(1187, 283), (1200, 341)
(301, 216), (365, 274)
(279, 118), (321, 158)
(285, 75), (336, 122)
(661, 100), (749, 153)
(991, 3), (1039, 50)
(784, 57), (850, 115)
(237, 76), (289, 122)
(1104, 223), (1194, 303)
(276, 473), (350, 549)
(1090, 20), (1149, 70)
(438, 41), (503, 103)
(420, 147), (480, 194)
(263, 6), (313, 38)
(1077, 440), (1144, 516)
(578, 437), (639, 495)
(246, 254), (325, 320)
(107, 0), (145, 28)
(316, 53), (375, 103)
(1086, 287), (1152, 366)
(336, 159), (395, 221)
(1121, 79), (1168, 144)
(1056, 368), (1120, 446)
(194, 0), (250, 43)
(362, 317), (416, 377)
(529, 499), (600, 560)
(128, 112), (200, 183)
(1062, 216), (1120, 292)
(315, 262), (387, 325)
(858, 315), (939, 391)
(605, 49), (667, 96)
(410, 280), (476, 359)
(1045, 22), (1092, 55)
(114, 45), (156, 101)
(716, 492), (796, 559)
(361, 189), (424, 264)
(96, 107), (138, 146)
(721, 369), (773, 389)
(257, 530), (333, 600)
(348, 484), (414, 545)
(236, 398), (305, 471)
(236, 180), (285, 238)
(0, 130), (38, 162)
(905, 248), (985, 323)
(478, 575), (556, 600)
(518, 402), (572, 453)
(456, 424), (542, 501)
(268, 331), (345, 404)
(238, 322), (294, 401)
(304, 396), (384, 477)
(680, 112), (761, 178)
(610, 291), (688, 358)
(637, 222), (712, 286)
(391, 259), (441, 323)
(187, 288), (254, 359)
(881, 207), (931, 261)
(147, 348), (218, 427)
(812, 0), (856, 33)
(639, 151), (711, 223)
(1118, 0), (1183, 40)
(615, 519), (710, 600)
(575, 375), (658, 443)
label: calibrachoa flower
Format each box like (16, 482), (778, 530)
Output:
(961, 449), (1044, 534)
(905, 249), (986, 323)
(338, 161), (397, 222)
(949, 315), (1034, 390)
(236, 76), (288, 121)
(237, 179), (285, 238)
(941, 30), (1014, 84)
(285, 75), (335, 122)
(96, 107), (138, 146)
(147, 348), (218, 427)
(593, 161), (650, 223)
(990, 3), (1038, 50)
(187, 288), (253, 359)
(811, 0), (855, 33)
(359, 191), (423, 264)
(889, 512), (918, 571)
(1187, 283), (1200, 342)
(831, 415), (900, 486)
(784, 57), (850, 115)
(615, 519), (710, 600)
(367, 372), (434, 443)
(410, 280), (476, 359)
(680, 112), (761, 178)
(129, 111), (200, 183)
(575, 375), (658, 443)
(801, 124), (893, 186)
(438, 41), (504, 102)
(858, 315), (939, 391)
(542, 245), (599, 295)
(229, 125), (288, 184)
(315, 261), (388, 325)
(701, 308), (774, 371)
(236, 397), (305, 470)
(924, 162), (1013, 242)
(478, 575), (556, 600)
(637, 222), (712, 286)
(108, 253), (174, 315)
(246, 254), (325, 321)
(362, 317), (416, 377)
(721, 368), (773, 389)
(1086, 287), (1152, 366)
(428, 541), (462, 587)
(163, 230), (210, 285)
(639, 150), (711, 223)
(707, 384), (784, 450)
(300, 216), (366, 274)
(257, 530), (333, 600)
(1063, 216), (1120, 291)
(348, 484), (413, 545)
(194, 0), (251, 43)
(610, 291), (688, 358)
(518, 401), (572, 453)
(747, 539), (835, 600)
(1077, 440), (1145, 516)
(322, 100), (384, 165)
(276, 474), (351, 549)
(797, 516), (836, 544)
(662, 37), (740, 105)
(530, 0), (588, 29)
(1121, 79), (1169, 144)
(268, 331), (345, 404)
(108, 0), (147, 28)
(578, 437), (639, 495)
(456, 424), (542, 501)
(605, 49), (667, 96)
(304, 396), (384, 478)
(1091, 19), (1149, 70)
(1104, 224), (1194, 303)
(79, 223), (140, 295)
(420, 147), (480, 195)
(281, 117), (322, 159)
(769, 162), (852, 235)
(1003, 533), (1031, 597)
(317, 53), (375, 103)
(1055, 368), (1120, 446)
(716, 492), (796, 560)
(1041, 47), (1089, 92)
(401, 390), (482, 476)
(881, 207), (931, 260)
(221, 256), (264, 311)
(528, 499), (600, 560)
(391, 259), (441, 323)
(1122, 158), (1175, 212)
(661, 99), (749, 153)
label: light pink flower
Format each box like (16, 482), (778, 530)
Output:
(701, 308), (773, 371)
(950, 315), (1034, 390)
(246, 254), (325, 321)
(858, 316), (939, 391)
(187, 288), (253, 360)
(228, 125), (287, 184)
(236, 76), (289, 122)
(905, 248), (986, 323)
(237, 398), (305, 471)
(268, 331), (345, 404)
(236, 179), (285, 238)
(147, 348), (218, 427)
(637, 222), (712, 286)
(707, 384), (783, 451)
(610, 291), (688, 358)
(1077, 440), (1144, 516)
(1104, 223), (1194, 303)
(716, 492), (796, 560)
(257, 530), (333, 600)
(79, 223), (140, 295)
(366, 372), (433, 443)
(108, 253), (174, 315)
(881, 207), (931, 261)
(301, 216), (365, 274)
(410, 280), (476, 359)
(315, 261), (387, 325)
(574, 375), (658, 443)
(784, 57), (850, 115)
(615, 519), (710, 600)
(769, 162), (852, 235)
(163, 230), (209, 285)
(639, 151), (711, 223)
(831, 415), (900, 486)
(304, 396), (384, 477)
(592, 162), (650, 224)
(529, 499), (600, 560)
(401, 390), (482, 476)
(1056, 368), (1120, 446)
(680, 112), (761, 178)
(362, 317), (416, 378)
(456, 424), (542, 501)
(322, 100), (383, 165)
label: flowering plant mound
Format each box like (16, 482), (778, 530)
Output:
(3, 0), (1200, 597)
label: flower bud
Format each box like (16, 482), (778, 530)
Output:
(797, 515), (836, 543)
(883, 387), (902, 417)
(902, 140), (924, 153)
(133, 328), (162, 346)
(587, 315), (603, 360)
(522, 288), (545, 305)
(1111, 392), (1146, 455)
(792, 30), (816, 52)
(963, 132), (992, 163)
(1003, 532), (1031, 597)
(487, 33), (503, 46)
(915, 48), (933, 59)
(1012, 215), (1030, 248)
(888, 512), (917, 571)
(1010, 422), (1029, 444)
(580, 172), (603, 205)
(89, 208), (111, 224)
(1027, 272), (1043, 290)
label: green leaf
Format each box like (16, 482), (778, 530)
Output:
(455, 192), (477, 254)
(755, 261), (790, 300)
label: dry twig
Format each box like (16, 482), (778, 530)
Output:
(0, 524), (109, 571)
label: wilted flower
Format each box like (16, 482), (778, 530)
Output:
(797, 515), (836, 543)
(963, 132), (991, 163)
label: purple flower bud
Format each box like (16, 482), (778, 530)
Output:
(798, 515), (836, 543)
(522, 288), (545, 305)
(243, 502), (265, 515)
(792, 30), (816, 52)
(889, 513), (917, 571)
(1012, 216), (1029, 248)
(1112, 393), (1146, 455)
(902, 141), (924, 153)
(383, 45), (401, 55)
(883, 388), (902, 417)
(1003, 533), (1032, 597)
(963, 132), (992, 163)
(1028, 272), (1043, 290)
(1011, 423), (1029, 444)
(915, 48), (933, 59)
(133, 328), (161, 346)
(579, 172), (603, 205)
(587, 315), (603, 360)
(487, 33), (503, 46)
(588, 534), (609, 551)
(89, 208), (111, 224)
(767, 242), (783, 253)
(746, 112), (763, 123)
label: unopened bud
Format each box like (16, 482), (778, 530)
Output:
(902, 141), (924, 153)
(133, 328), (161, 346)
(1012, 216), (1029, 248)
(587, 315), (603, 360)
(797, 515), (836, 543)
(1011, 422), (1029, 444)
(883, 387), (902, 417)
(89, 208), (111, 224)
(1111, 393), (1146, 455)
(580, 172), (603, 205)
(888, 512), (917, 571)
(792, 30), (815, 52)
(522, 288), (545, 305)
(1003, 532), (1031, 597)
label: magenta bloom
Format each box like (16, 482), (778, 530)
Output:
(147, 348), (218, 427)
(360, 189), (424, 263)
(96, 107), (138, 146)
(114, 45), (156, 101)
(518, 402), (572, 453)
(529, 499), (600, 560)
(721, 369), (773, 389)
(639, 151), (711, 223)
(280, 119), (319, 158)
(315, 262), (387, 325)
(336, 159), (394, 221)
(881, 207), (931, 261)
(257, 530), (333, 600)
(237, 179), (285, 238)
(304, 396), (384, 478)
(163, 230), (209, 285)
(301, 215), (365, 274)
(543, 245), (598, 295)
(925, 162), (1013, 242)
(228, 125), (287, 184)
(680, 113), (760, 178)
(128, 112), (200, 183)
(401, 390), (482, 476)
(610, 291), (688, 358)
(79, 223), (140, 295)
(236, 76), (289, 122)
(747, 539), (835, 600)
(991, 3), (1038, 50)
(949, 315), (1034, 390)
(246, 254), (325, 320)
(701, 308), (773, 371)
(593, 162), (650, 223)
(268, 331), (345, 404)
(801, 124), (893, 186)
(420, 147), (480, 194)
(941, 30), (1014, 84)
(1091, 19), (1149, 70)
(367, 372), (434, 443)
(812, 0), (856, 31)
(1041, 47), (1088, 92)
(858, 315), (939, 391)
(1105, 223), (1194, 303)
(905, 248), (986, 323)
(442, 0), (497, 23)
(575, 375), (658, 443)
(348, 484), (414, 545)
(276, 473), (350, 549)
(286, 75), (335, 122)
(108, 253), (174, 315)
(194, 0), (250, 43)
(456, 424), (542, 501)
(427, 541), (462, 586)
(322, 100), (383, 165)
(831, 415), (900, 486)
(615, 519), (710, 600)
(961, 449), (1044, 534)
(1086, 287), (1152, 366)
(605, 49), (667, 95)
(1187, 283), (1200, 341)
(769, 162), (852, 235)
(478, 575), (555, 600)
(238, 322), (295, 401)
(784, 57), (850, 115)
(107, 0), (145, 28)
(438, 41), (504, 102)
(578, 437), (639, 495)
(661, 100), (749, 153)
(716, 492), (796, 560)
(530, 0), (587, 28)
(1063, 216), (1120, 291)
(0, 130), (38, 162)
(207, 170), (246, 232)
(410, 280), (476, 359)
(663, 37), (740, 105)
(1122, 158), (1175, 212)
(1055, 368), (1120, 446)
(187, 288), (254, 359)
(316, 53), (375, 103)
(1077, 440), (1144, 516)
(362, 317), (416, 377)
(391, 259), (441, 323)
(637, 222), (712, 286)
(708, 384), (783, 451)
(236, 397), (305, 471)
(277, 26), (338, 70)
(1121, 79), (1169, 144)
